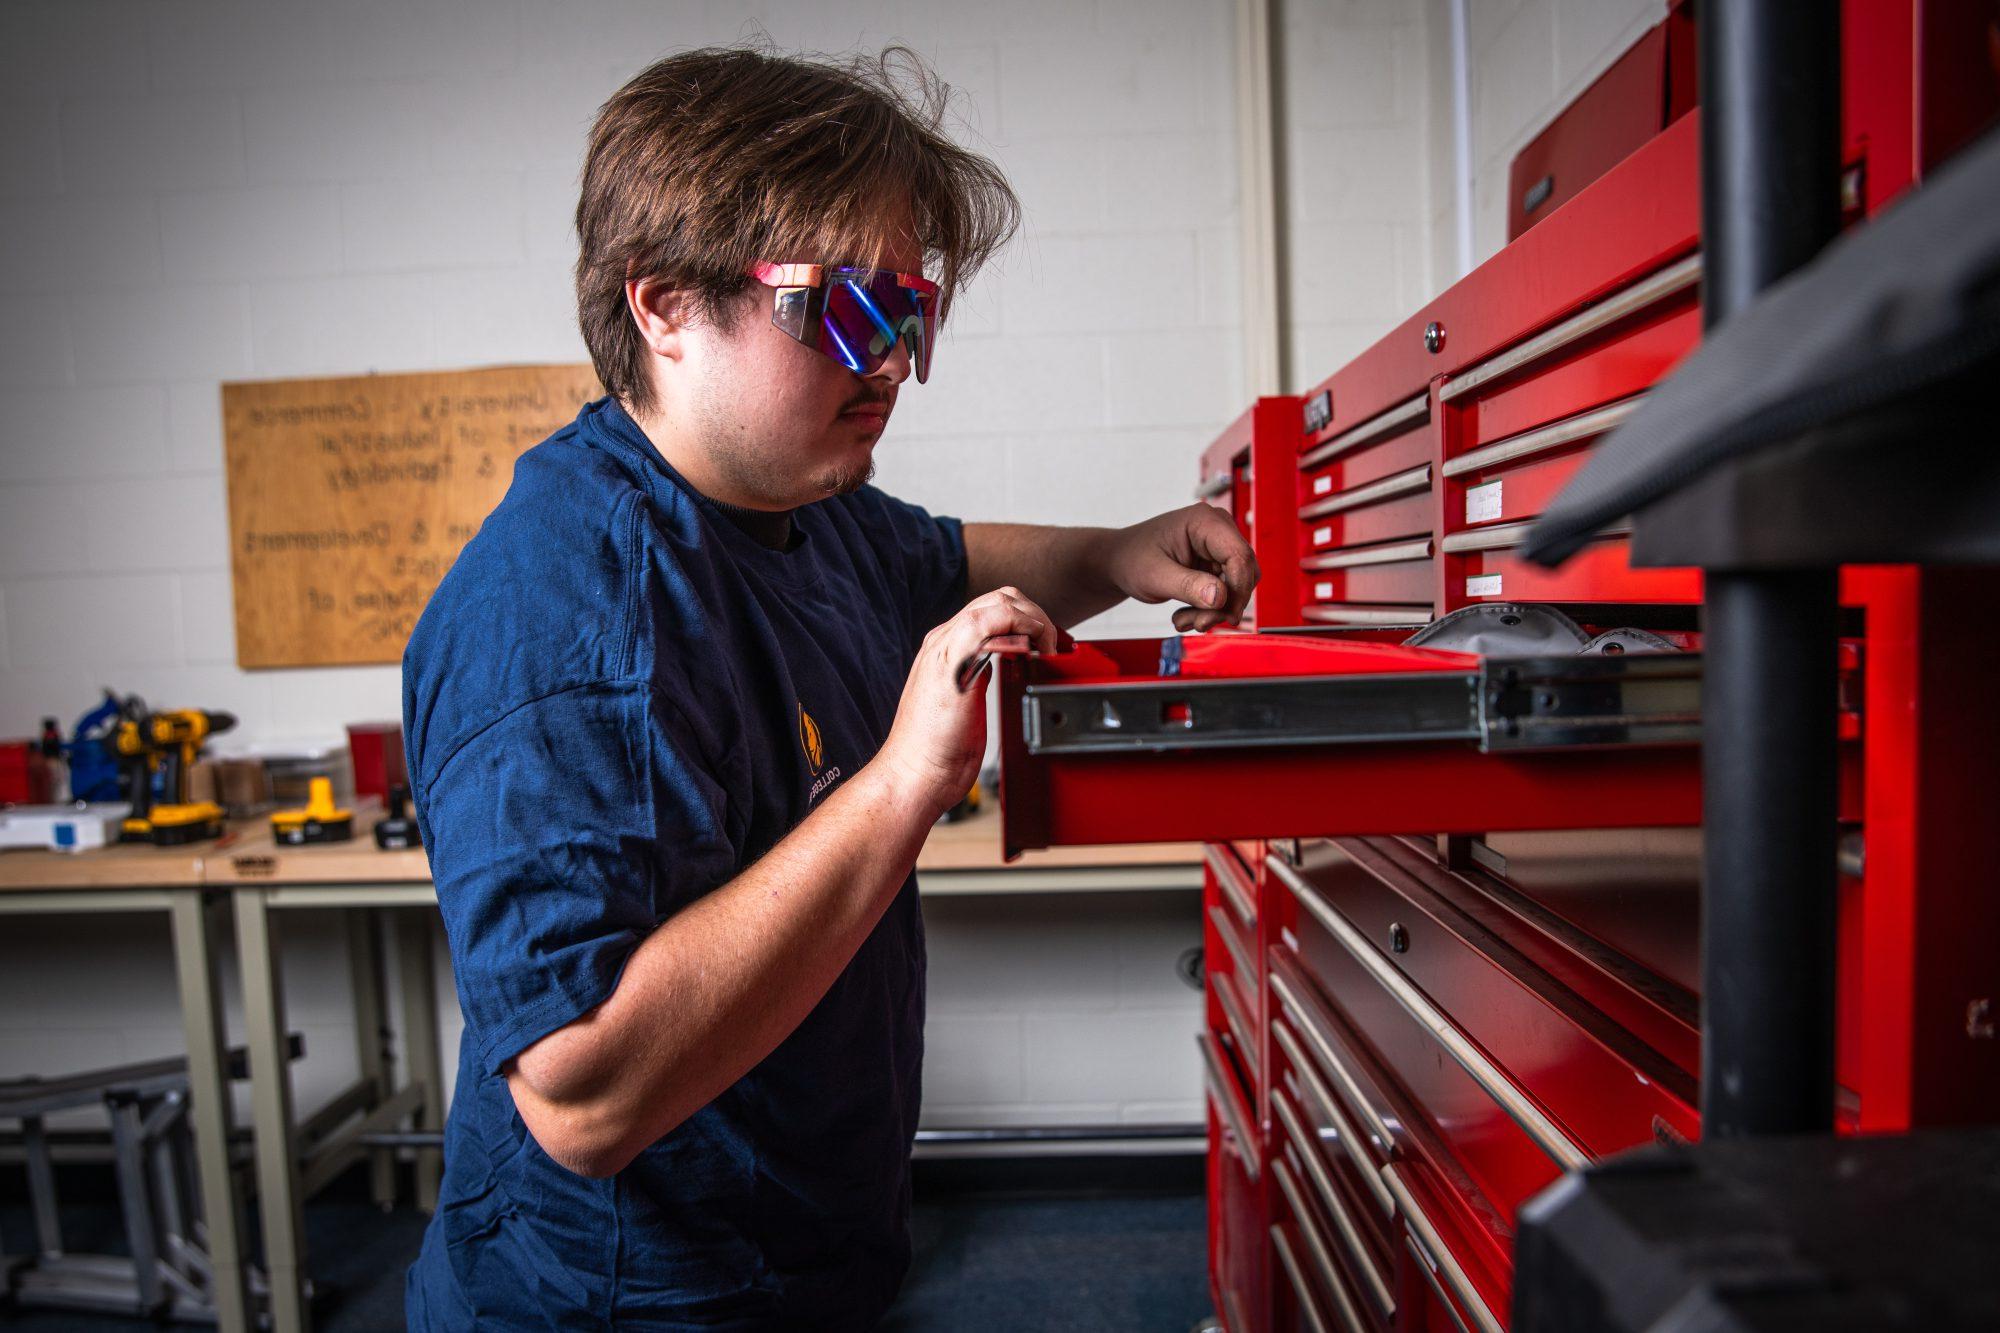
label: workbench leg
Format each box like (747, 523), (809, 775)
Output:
(345, 910), (395, 1209)
(169, 890), (252, 1333)
(396, 909), (445, 1212)
(236, 892), (310, 1333)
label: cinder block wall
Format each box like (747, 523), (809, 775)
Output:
(0, 0), (1672, 1137)
(0, 0), (1253, 1135)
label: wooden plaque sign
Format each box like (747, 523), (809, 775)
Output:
(222, 364), (601, 668)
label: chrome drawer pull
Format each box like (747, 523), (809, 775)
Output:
(1302, 537), (1433, 571)
(1441, 394), (1643, 478)
(1439, 251), (1701, 403)
(1272, 1087), (1395, 1315)
(1441, 518), (1629, 554)
(1268, 968), (1395, 1157)
(1198, 1033), (1261, 1180)
(1299, 390), (1430, 471)
(1383, 1163), (1503, 1333)
(1269, 1017), (1396, 1217)
(1208, 904), (1256, 984)
(1298, 463), (1431, 520)
(1268, 856), (1591, 1172)
(1212, 971), (1258, 1076)
(1270, 1224), (1333, 1333)
(1203, 843), (1257, 929)
(1405, 1238), (1475, 1333)
(1272, 1157), (1368, 1333)
(1301, 603), (1433, 626)
(1195, 471), (1233, 500)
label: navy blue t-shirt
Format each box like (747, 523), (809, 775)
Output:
(402, 397), (966, 1329)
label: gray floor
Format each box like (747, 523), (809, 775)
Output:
(3, 1163), (1211, 1330)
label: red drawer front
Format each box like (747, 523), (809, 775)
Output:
(1454, 449), (1591, 531)
(1302, 491), (1434, 553)
(1273, 839), (1700, 1222)
(1265, 944), (1513, 1329)
(1455, 539), (1703, 606)
(1454, 294), (1698, 452)
(1267, 1143), (1389, 1333)
(1301, 556), (1435, 609)
(998, 632), (1703, 856)
(1206, 1036), (1268, 1333)
(1299, 426), (1431, 505)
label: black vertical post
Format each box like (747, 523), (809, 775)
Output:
(1698, 0), (1844, 1137)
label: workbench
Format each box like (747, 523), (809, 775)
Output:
(1, 801), (1200, 1333)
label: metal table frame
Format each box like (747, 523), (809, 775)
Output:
(232, 881), (444, 1333)
(0, 887), (252, 1332)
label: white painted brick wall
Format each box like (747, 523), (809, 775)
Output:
(3, 0), (1653, 1141)
(0, 0), (1250, 1135)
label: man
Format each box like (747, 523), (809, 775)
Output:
(403, 45), (1257, 1329)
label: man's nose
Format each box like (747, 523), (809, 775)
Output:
(869, 337), (913, 387)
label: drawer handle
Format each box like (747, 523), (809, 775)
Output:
(1267, 967), (1395, 1157)
(1207, 904), (1256, 984)
(1441, 518), (1629, 555)
(1301, 537), (1433, 571)
(1270, 1223), (1335, 1333)
(1440, 394), (1643, 479)
(1272, 1157), (1368, 1333)
(1272, 1087), (1396, 1315)
(1300, 603), (1433, 626)
(1269, 1015), (1396, 1217)
(1195, 471), (1233, 501)
(1299, 390), (1430, 471)
(1211, 971), (1258, 1077)
(1298, 463), (1431, 521)
(1198, 1033), (1261, 1181)
(1203, 843), (1258, 929)
(1439, 251), (1701, 404)
(1383, 1163), (1503, 1333)
(1269, 856), (1591, 1172)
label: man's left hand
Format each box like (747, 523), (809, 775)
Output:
(1104, 504), (1260, 633)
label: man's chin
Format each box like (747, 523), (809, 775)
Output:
(816, 458), (876, 498)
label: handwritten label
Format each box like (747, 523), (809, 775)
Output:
(1314, 581), (1334, 600)
(1466, 574), (1504, 597)
(1312, 525), (1332, 546)
(223, 365), (602, 668)
(1313, 475), (1334, 496)
(1465, 480), (1504, 524)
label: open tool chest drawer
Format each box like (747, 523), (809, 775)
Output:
(997, 631), (1704, 858)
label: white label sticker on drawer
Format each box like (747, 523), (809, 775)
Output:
(1465, 479), (1503, 524)
(1314, 581), (1334, 600)
(1313, 474), (1334, 495)
(1466, 574), (1503, 597)
(1312, 525), (1332, 546)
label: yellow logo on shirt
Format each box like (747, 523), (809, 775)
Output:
(799, 703), (825, 774)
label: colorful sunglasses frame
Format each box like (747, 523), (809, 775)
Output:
(748, 262), (940, 383)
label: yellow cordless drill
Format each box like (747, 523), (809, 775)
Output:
(112, 703), (237, 845)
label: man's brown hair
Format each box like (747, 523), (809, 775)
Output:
(577, 45), (1020, 412)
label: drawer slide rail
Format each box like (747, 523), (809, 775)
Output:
(1023, 653), (1701, 756)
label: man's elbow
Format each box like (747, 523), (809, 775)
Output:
(506, 1069), (645, 1179)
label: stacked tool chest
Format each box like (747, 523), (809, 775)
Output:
(1003, 3), (2000, 1330)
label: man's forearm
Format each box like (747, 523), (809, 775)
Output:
(962, 522), (1122, 628)
(506, 760), (940, 1177)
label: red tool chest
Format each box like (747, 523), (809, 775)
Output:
(1002, 4), (2000, 1330)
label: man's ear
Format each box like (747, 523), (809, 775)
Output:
(625, 275), (692, 362)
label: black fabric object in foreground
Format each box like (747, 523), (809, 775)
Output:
(1522, 121), (2000, 571)
(1512, 1130), (2000, 1332)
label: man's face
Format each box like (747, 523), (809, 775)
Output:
(677, 237), (920, 510)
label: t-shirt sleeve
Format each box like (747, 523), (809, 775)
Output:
(853, 485), (968, 652)
(417, 681), (735, 1074)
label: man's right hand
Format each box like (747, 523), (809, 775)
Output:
(876, 585), (1058, 818)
